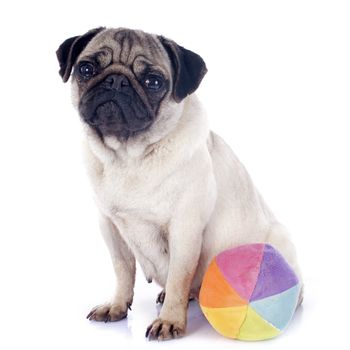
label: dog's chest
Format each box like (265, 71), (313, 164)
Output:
(93, 159), (173, 223)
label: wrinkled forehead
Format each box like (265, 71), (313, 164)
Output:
(78, 28), (171, 76)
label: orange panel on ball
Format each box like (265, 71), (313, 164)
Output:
(199, 259), (248, 308)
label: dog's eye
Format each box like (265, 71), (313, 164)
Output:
(78, 62), (95, 79)
(144, 75), (163, 90)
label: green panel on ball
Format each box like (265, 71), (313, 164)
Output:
(237, 306), (280, 340)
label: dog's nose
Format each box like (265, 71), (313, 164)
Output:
(104, 74), (130, 90)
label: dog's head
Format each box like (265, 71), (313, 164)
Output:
(56, 27), (207, 140)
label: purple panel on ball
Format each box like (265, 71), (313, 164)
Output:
(250, 244), (299, 302)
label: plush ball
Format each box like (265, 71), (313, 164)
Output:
(199, 243), (300, 341)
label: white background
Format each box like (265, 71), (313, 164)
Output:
(0, 0), (349, 348)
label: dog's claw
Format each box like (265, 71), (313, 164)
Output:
(156, 290), (166, 304)
(145, 325), (152, 338)
(86, 310), (95, 319)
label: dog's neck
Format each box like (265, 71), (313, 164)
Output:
(84, 94), (209, 166)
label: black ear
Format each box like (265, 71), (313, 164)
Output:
(159, 36), (207, 102)
(56, 27), (105, 82)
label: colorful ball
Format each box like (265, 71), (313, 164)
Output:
(199, 243), (300, 341)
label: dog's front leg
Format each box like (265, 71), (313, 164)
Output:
(87, 214), (136, 322)
(146, 207), (207, 341)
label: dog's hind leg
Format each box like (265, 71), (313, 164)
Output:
(265, 222), (304, 307)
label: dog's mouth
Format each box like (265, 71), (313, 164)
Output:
(88, 101), (122, 126)
(79, 90), (154, 137)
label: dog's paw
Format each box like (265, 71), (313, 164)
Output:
(86, 302), (131, 322)
(145, 318), (185, 341)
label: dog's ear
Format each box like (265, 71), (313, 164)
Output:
(56, 27), (105, 82)
(159, 36), (207, 103)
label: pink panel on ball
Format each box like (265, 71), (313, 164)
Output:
(215, 244), (265, 301)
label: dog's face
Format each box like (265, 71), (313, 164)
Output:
(57, 27), (207, 140)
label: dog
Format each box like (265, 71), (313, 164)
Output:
(56, 27), (302, 341)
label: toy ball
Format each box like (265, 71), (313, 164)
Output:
(199, 243), (300, 341)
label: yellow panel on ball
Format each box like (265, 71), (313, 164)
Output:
(201, 305), (247, 339)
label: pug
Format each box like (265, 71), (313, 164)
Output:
(56, 27), (302, 341)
